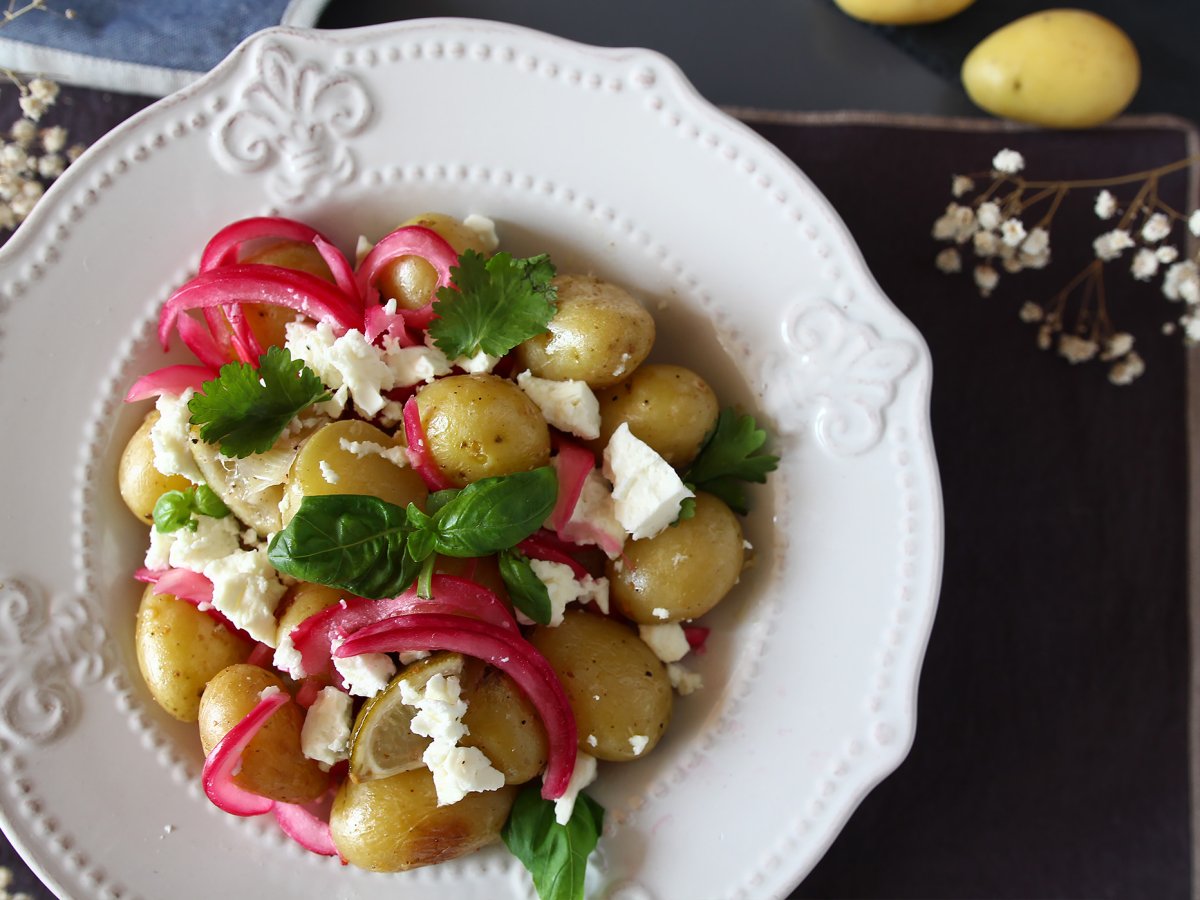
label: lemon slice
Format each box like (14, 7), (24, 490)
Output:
(348, 652), (465, 783)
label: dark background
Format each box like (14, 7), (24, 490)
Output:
(2, 1), (1198, 898)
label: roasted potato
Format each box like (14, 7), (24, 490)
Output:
(593, 364), (719, 466)
(461, 667), (548, 784)
(118, 410), (193, 524)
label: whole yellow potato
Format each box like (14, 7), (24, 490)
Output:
(414, 374), (551, 487)
(461, 667), (548, 784)
(330, 767), (516, 871)
(135, 585), (254, 722)
(198, 664), (328, 804)
(376, 213), (493, 313)
(593, 364), (719, 467)
(528, 610), (672, 761)
(241, 239), (335, 348)
(834, 0), (974, 25)
(607, 492), (745, 624)
(962, 10), (1140, 128)
(117, 411), (193, 524)
(275, 582), (343, 650)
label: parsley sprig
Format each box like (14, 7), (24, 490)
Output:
(428, 250), (558, 360)
(681, 408), (780, 515)
(188, 346), (330, 458)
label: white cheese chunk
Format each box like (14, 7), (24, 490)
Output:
(285, 321), (393, 416)
(337, 437), (409, 468)
(401, 674), (505, 806)
(301, 687), (353, 769)
(150, 389), (203, 483)
(638, 622), (690, 663)
(204, 547), (288, 646)
(381, 339), (451, 386)
(652, 607), (670, 620)
(529, 559), (610, 625)
(603, 423), (694, 540)
(333, 640), (396, 698)
(144, 515), (242, 573)
(272, 631), (306, 680)
(666, 662), (704, 696)
(462, 214), (500, 252)
(453, 349), (501, 374)
(560, 469), (626, 559)
(628, 734), (649, 756)
(318, 460), (340, 484)
(553, 750), (598, 826)
(355, 234), (374, 267)
(516, 370), (601, 440)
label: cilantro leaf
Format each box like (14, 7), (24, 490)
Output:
(188, 346), (330, 458)
(502, 784), (604, 900)
(683, 408), (779, 514)
(152, 484), (230, 533)
(428, 250), (558, 359)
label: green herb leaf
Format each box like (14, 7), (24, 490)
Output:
(152, 484), (231, 533)
(428, 250), (558, 360)
(682, 408), (780, 514)
(425, 488), (462, 516)
(502, 784), (604, 900)
(430, 467), (558, 557)
(267, 494), (420, 599)
(188, 345), (331, 459)
(499, 549), (552, 625)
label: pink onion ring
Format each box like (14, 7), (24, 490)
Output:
(517, 532), (590, 581)
(402, 395), (454, 491)
(355, 226), (458, 330)
(548, 443), (595, 533)
(177, 312), (235, 368)
(199, 216), (325, 272)
(201, 689), (289, 816)
(313, 235), (360, 303)
(124, 365), (218, 402)
(273, 801), (338, 857)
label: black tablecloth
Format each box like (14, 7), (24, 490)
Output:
(0, 91), (1194, 899)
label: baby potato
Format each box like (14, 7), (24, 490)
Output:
(834, 0), (974, 24)
(118, 410), (193, 524)
(608, 492), (744, 624)
(414, 374), (550, 487)
(593, 364), (719, 467)
(528, 610), (672, 762)
(275, 582), (343, 650)
(198, 664), (327, 804)
(135, 585), (254, 722)
(330, 767), (516, 871)
(376, 213), (493, 313)
(461, 668), (548, 784)
(280, 420), (428, 524)
(514, 275), (655, 389)
(241, 239), (335, 348)
(962, 10), (1140, 128)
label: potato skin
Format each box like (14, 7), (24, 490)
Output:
(135, 585), (253, 722)
(415, 374), (550, 487)
(280, 419), (428, 524)
(198, 664), (328, 804)
(962, 10), (1140, 128)
(275, 582), (343, 650)
(528, 610), (672, 761)
(376, 213), (493, 313)
(514, 275), (655, 388)
(593, 364), (719, 467)
(608, 492), (745, 624)
(461, 668), (548, 784)
(241, 239), (336, 348)
(331, 767), (516, 871)
(118, 411), (192, 524)
(834, 0), (973, 25)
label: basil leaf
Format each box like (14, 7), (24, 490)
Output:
(425, 488), (462, 516)
(267, 494), (420, 599)
(499, 549), (552, 625)
(152, 490), (196, 533)
(502, 784), (604, 900)
(431, 467), (557, 557)
(192, 484), (231, 519)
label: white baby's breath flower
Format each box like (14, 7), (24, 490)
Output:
(36, 153), (63, 179)
(999, 218), (1027, 248)
(27, 78), (58, 103)
(9, 118), (35, 147)
(1184, 313), (1200, 343)
(1058, 334), (1098, 364)
(935, 247), (962, 273)
(0, 143), (27, 172)
(1001, 255), (1024, 274)
(1093, 228), (1135, 261)
(0, 202), (15, 230)
(1036, 324), (1054, 350)
(951, 175), (974, 198)
(1094, 190), (1117, 220)
(1021, 227), (1050, 256)
(1163, 260), (1200, 303)
(992, 149), (1025, 174)
(1189, 210), (1200, 237)
(40, 125), (66, 154)
(1108, 351), (1145, 385)
(976, 201), (1002, 232)
(1157, 245), (1179, 264)
(67, 143), (85, 162)
(1018, 301), (1044, 323)
(973, 264), (999, 296)
(1130, 248), (1159, 281)
(1101, 332), (1134, 360)
(973, 230), (999, 257)
(1163, 322), (1178, 336)
(1140, 212), (1171, 243)
(1019, 249), (1050, 270)
(18, 94), (47, 121)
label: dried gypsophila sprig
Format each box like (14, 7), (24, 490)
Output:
(932, 147), (1200, 386)
(0, 0), (84, 231)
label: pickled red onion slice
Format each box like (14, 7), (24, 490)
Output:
(178, 312), (234, 368)
(548, 443), (594, 533)
(124, 365), (218, 402)
(159, 265), (362, 351)
(334, 614), (577, 800)
(289, 576), (518, 678)
(683, 625), (710, 654)
(517, 532), (590, 581)
(313, 235), (360, 303)
(402, 396), (454, 491)
(141, 568), (243, 635)
(199, 216), (325, 272)
(355, 225), (458, 330)
(201, 689), (289, 816)
(273, 801), (338, 857)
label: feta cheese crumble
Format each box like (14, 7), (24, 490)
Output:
(553, 750), (598, 825)
(401, 673), (504, 806)
(301, 686), (353, 769)
(319, 460), (340, 484)
(666, 662), (704, 696)
(628, 734), (649, 756)
(652, 607), (670, 620)
(272, 631), (306, 680)
(337, 437), (409, 468)
(516, 370), (601, 440)
(150, 389), (203, 483)
(528, 559), (610, 625)
(603, 423), (693, 541)
(560, 469), (626, 558)
(144, 514), (241, 572)
(332, 639), (396, 698)
(639, 622), (690, 663)
(462, 214), (500, 252)
(204, 547), (289, 646)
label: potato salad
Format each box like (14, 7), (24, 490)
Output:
(119, 213), (777, 898)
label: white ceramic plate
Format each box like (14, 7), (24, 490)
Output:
(0, 19), (941, 900)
